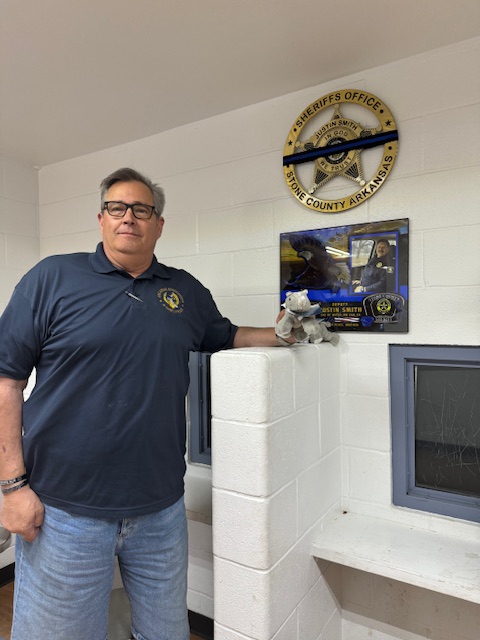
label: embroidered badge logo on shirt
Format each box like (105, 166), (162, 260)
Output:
(157, 288), (184, 314)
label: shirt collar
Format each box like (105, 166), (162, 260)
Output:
(89, 243), (171, 280)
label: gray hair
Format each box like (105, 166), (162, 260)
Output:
(99, 168), (165, 217)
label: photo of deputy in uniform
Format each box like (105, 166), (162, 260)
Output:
(352, 237), (396, 293)
(280, 218), (408, 333)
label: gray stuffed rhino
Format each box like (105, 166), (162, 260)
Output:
(276, 289), (339, 346)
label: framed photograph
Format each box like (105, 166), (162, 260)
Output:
(280, 218), (409, 332)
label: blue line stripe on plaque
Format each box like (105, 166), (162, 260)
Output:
(283, 130), (399, 166)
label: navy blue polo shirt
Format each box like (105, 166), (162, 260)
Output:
(0, 244), (237, 518)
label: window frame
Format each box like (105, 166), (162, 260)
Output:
(188, 351), (212, 465)
(390, 344), (480, 523)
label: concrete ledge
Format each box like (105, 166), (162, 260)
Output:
(0, 539), (15, 570)
(186, 509), (212, 525)
(185, 468), (213, 526)
(312, 511), (480, 604)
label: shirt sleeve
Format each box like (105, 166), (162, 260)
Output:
(198, 295), (238, 353)
(0, 287), (41, 380)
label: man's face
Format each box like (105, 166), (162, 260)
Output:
(98, 181), (164, 264)
(376, 241), (390, 258)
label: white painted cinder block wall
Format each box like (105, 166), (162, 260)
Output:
(0, 36), (478, 636)
(0, 156), (40, 568)
(0, 157), (39, 314)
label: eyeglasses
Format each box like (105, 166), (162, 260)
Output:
(103, 201), (157, 220)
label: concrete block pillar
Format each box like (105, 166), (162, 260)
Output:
(211, 345), (343, 640)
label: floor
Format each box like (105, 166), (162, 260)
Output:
(0, 581), (14, 640)
(0, 582), (205, 640)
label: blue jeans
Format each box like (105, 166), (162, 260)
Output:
(12, 497), (189, 640)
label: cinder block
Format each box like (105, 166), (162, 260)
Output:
(424, 225), (480, 287)
(294, 404), (321, 475)
(293, 344), (320, 409)
(79, 149), (137, 195)
(347, 449), (391, 506)
(345, 344), (389, 397)
(273, 196), (327, 238)
(232, 247), (279, 296)
(40, 230), (101, 258)
(187, 519), (213, 554)
(3, 159), (38, 204)
(320, 609), (342, 640)
(270, 611), (298, 640)
(411, 286), (480, 344)
(213, 623), (256, 640)
(163, 253), (232, 298)
(214, 558), (271, 639)
(424, 104), (480, 172)
(211, 349), (294, 424)
(297, 566), (342, 640)
(320, 396), (341, 457)
(212, 402), (321, 498)
(369, 39), (480, 121)
(214, 610), (298, 640)
(370, 166), (480, 232)
(160, 164), (234, 216)
(0, 198), (38, 237)
(39, 159), (85, 203)
(215, 534), (321, 640)
(185, 472), (213, 524)
(317, 345), (341, 401)
(154, 214), (197, 258)
(40, 193), (99, 238)
(230, 152), (283, 207)
(0, 268), (27, 304)
(387, 117), (424, 178)
(5, 235), (39, 270)
(199, 202), (274, 255)
(408, 231), (425, 290)
(342, 396), (390, 452)
(213, 482), (297, 569)
(297, 450), (341, 537)
(188, 549), (213, 597)
(215, 294), (277, 328)
(211, 417), (297, 497)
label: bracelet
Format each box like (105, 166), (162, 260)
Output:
(0, 473), (28, 486)
(276, 334), (294, 347)
(1, 479), (29, 495)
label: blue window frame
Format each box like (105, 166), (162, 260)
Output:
(390, 344), (480, 523)
(188, 352), (212, 465)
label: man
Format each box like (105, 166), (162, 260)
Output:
(353, 237), (395, 293)
(0, 168), (293, 640)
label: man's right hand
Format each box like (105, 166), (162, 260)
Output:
(1, 486), (44, 542)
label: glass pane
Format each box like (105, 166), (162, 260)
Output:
(414, 365), (480, 498)
(350, 238), (374, 267)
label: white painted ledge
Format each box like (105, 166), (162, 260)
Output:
(185, 468), (213, 526)
(312, 512), (480, 604)
(0, 531), (15, 570)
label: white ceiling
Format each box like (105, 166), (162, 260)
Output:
(1, 0), (479, 167)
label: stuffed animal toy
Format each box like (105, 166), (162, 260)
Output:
(276, 289), (339, 346)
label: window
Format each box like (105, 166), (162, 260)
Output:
(390, 345), (480, 523)
(187, 352), (212, 465)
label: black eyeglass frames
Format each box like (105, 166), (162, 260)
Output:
(103, 201), (157, 220)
